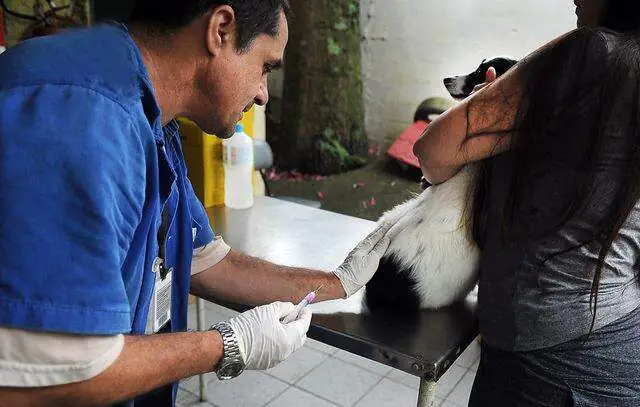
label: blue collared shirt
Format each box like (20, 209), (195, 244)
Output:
(0, 23), (214, 406)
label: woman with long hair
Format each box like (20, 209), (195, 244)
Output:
(414, 0), (640, 405)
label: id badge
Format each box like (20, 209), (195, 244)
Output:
(147, 257), (172, 334)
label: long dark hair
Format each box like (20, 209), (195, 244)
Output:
(600, 0), (640, 33)
(470, 25), (640, 335)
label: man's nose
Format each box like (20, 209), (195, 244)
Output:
(255, 80), (269, 106)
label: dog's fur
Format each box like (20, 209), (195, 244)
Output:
(365, 57), (517, 311)
(365, 165), (480, 311)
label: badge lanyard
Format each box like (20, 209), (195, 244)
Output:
(146, 175), (174, 334)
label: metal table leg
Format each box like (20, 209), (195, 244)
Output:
(196, 298), (207, 402)
(417, 379), (437, 407)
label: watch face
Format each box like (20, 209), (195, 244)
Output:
(218, 360), (245, 379)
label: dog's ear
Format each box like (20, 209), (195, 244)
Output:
(477, 59), (488, 72)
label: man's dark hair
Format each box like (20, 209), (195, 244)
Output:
(129, 0), (291, 52)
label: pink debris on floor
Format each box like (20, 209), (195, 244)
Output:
(266, 168), (328, 182)
(368, 145), (381, 157)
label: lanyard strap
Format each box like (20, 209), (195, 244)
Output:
(156, 127), (180, 280)
(156, 200), (171, 280)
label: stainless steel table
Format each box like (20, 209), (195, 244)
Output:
(198, 197), (478, 407)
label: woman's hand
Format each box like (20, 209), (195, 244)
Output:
(413, 63), (520, 184)
(471, 67), (498, 95)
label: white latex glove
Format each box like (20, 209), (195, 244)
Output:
(228, 301), (312, 371)
(332, 222), (392, 297)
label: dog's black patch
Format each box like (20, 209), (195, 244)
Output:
(365, 255), (422, 312)
(420, 177), (431, 190)
(444, 57), (518, 99)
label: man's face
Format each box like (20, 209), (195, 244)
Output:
(194, 10), (288, 138)
(575, 0), (606, 28)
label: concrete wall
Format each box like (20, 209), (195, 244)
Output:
(270, 1), (576, 149)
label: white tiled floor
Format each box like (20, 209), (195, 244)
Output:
(179, 303), (479, 407)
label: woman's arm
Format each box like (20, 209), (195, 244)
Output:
(413, 29), (591, 184)
(413, 64), (522, 184)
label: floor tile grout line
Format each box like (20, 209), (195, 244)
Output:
(180, 371), (433, 407)
(259, 383), (292, 407)
(284, 356), (383, 407)
(180, 372), (293, 407)
(262, 351), (331, 386)
(347, 375), (386, 407)
(177, 387), (218, 407)
(268, 371), (420, 407)
(443, 397), (466, 407)
(443, 367), (475, 405)
(183, 354), (330, 388)
(294, 355), (386, 405)
(453, 352), (481, 369)
(287, 384), (344, 407)
(181, 352), (369, 405)
(180, 363), (476, 406)
(306, 340), (340, 357)
(280, 354), (377, 406)
(179, 346), (478, 406)
(441, 367), (469, 399)
(380, 375), (433, 406)
(380, 371), (424, 394)
(331, 352), (394, 377)
(282, 358), (339, 403)
(383, 368), (421, 390)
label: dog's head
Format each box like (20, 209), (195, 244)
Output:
(443, 57), (518, 100)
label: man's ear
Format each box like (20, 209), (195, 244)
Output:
(205, 5), (236, 56)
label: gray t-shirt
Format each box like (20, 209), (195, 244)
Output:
(477, 29), (640, 351)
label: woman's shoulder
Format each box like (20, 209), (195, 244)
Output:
(561, 26), (627, 56)
(518, 27), (615, 86)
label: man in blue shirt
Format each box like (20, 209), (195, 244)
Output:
(0, 1), (391, 406)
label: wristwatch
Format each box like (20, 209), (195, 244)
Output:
(210, 322), (245, 380)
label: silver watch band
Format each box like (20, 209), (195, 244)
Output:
(211, 321), (243, 364)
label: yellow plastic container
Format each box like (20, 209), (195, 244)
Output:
(179, 109), (255, 207)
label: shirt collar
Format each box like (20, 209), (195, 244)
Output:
(114, 22), (166, 141)
(162, 119), (181, 141)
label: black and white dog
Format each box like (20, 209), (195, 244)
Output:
(444, 57), (518, 100)
(365, 57), (518, 311)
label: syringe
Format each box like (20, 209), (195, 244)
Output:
(280, 285), (323, 324)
